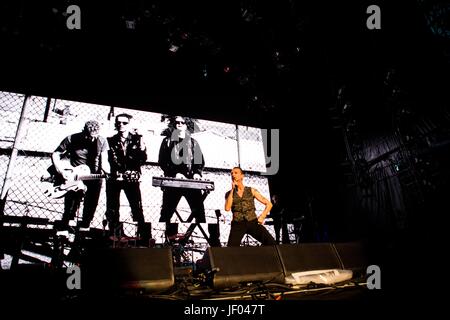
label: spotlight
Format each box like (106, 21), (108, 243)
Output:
(125, 20), (136, 30)
(169, 44), (179, 53)
(180, 32), (190, 40)
(241, 8), (256, 22)
(238, 74), (249, 86)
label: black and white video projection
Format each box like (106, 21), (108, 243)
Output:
(0, 90), (275, 265)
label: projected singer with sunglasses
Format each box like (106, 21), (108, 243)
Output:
(158, 116), (206, 223)
(106, 114), (149, 242)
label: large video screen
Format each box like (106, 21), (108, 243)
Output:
(0, 91), (275, 266)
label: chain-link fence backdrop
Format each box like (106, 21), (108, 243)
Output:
(0, 91), (276, 256)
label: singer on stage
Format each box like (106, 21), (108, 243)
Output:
(225, 167), (276, 246)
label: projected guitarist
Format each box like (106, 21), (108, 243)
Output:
(105, 113), (149, 243)
(51, 120), (110, 230)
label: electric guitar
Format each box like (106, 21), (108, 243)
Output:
(40, 161), (140, 199)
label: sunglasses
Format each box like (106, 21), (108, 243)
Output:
(175, 120), (186, 125)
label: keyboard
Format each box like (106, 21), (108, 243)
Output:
(152, 176), (215, 191)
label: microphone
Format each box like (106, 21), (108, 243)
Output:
(207, 267), (220, 276)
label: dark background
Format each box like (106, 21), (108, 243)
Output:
(1, 0), (449, 302)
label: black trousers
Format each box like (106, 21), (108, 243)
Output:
(159, 188), (206, 223)
(227, 219), (276, 247)
(62, 180), (102, 227)
(105, 180), (145, 235)
(273, 219), (290, 244)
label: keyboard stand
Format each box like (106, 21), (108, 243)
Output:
(170, 189), (212, 246)
(181, 222), (213, 246)
(186, 189), (210, 222)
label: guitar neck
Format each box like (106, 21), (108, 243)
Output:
(78, 174), (106, 181)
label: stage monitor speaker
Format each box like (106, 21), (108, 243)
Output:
(333, 241), (368, 272)
(277, 242), (368, 275)
(83, 247), (174, 293)
(208, 246), (284, 289)
(277, 243), (342, 275)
